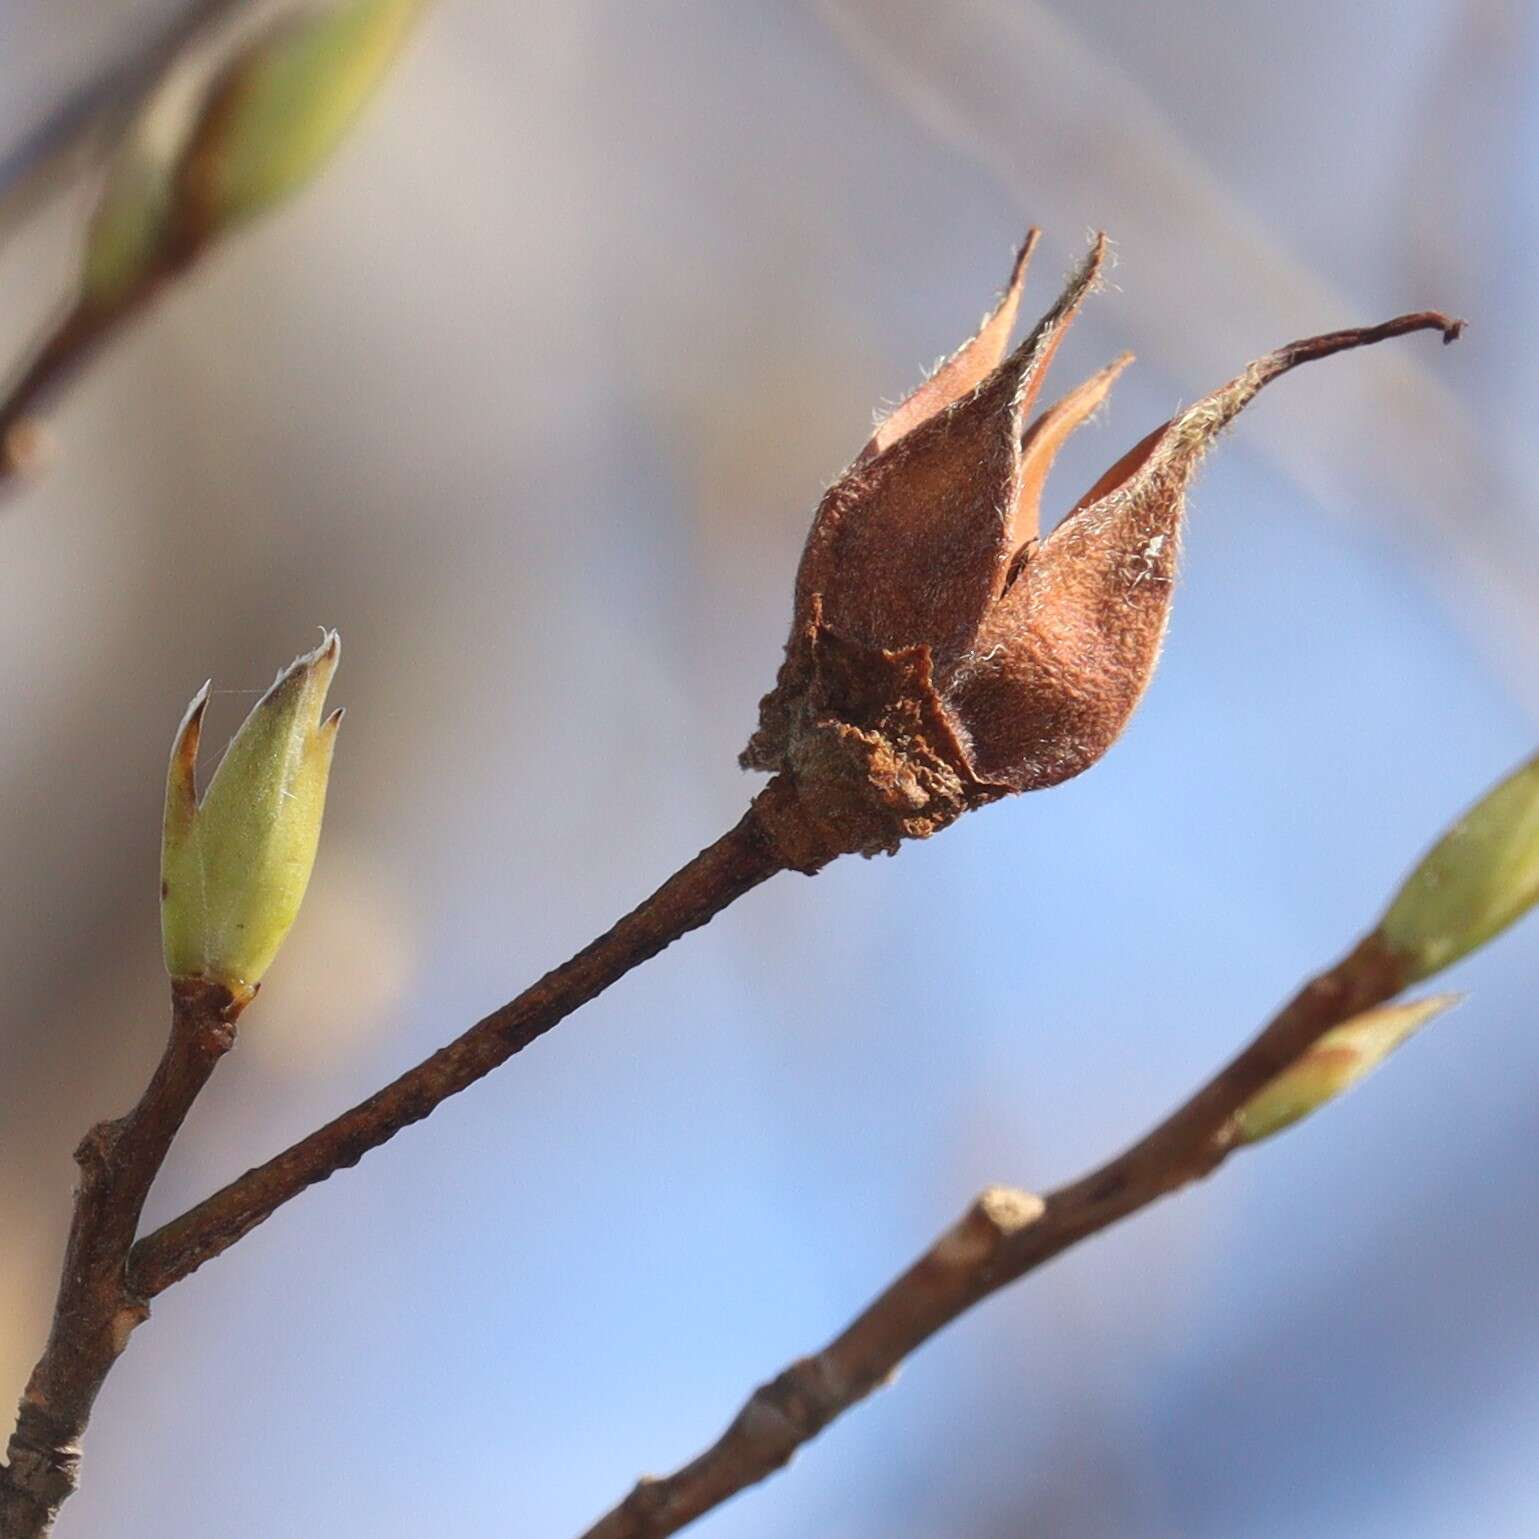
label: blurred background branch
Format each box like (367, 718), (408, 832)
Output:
(1, 0), (427, 487)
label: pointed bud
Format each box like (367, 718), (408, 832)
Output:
(743, 232), (1462, 868)
(1231, 994), (1461, 1145)
(82, 126), (178, 313)
(161, 634), (343, 1001)
(78, 0), (424, 312)
(173, 0), (427, 249)
(1379, 749), (1539, 982)
(76, 45), (215, 313)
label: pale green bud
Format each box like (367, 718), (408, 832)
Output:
(161, 633), (343, 999)
(80, 51), (208, 310)
(1233, 994), (1461, 1146)
(83, 144), (177, 312)
(176, 0), (427, 241)
(78, 0), (424, 312)
(1379, 750), (1539, 982)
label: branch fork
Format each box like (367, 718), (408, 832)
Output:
(1, 980), (243, 1537)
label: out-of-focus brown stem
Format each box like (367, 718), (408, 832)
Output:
(0, 1), (267, 489)
(0, 299), (148, 487)
(0, 980), (243, 1539)
(578, 933), (1407, 1539)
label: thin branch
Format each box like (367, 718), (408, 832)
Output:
(0, 0), (257, 491)
(127, 796), (790, 1299)
(1, 793), (791, 1537)
(578, 932), (1407, 1539)
(0, 0), (392, 494)
(0, 980), (243, 1539)
(0, 299), (145, 485)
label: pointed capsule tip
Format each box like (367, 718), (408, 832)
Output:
(1078, 231), (1111, 287)
(1002, 234), (1112, 398)
(1039, 235), (1111, 329)
(1010, 228), (1042, 282)
(1076, 351), (1135, 393)
(1097, 307), (1464, 498)
(1263, 310), (1463, 382)
(1081, 232), (1110, 284)
(858, 237), (1047, 464)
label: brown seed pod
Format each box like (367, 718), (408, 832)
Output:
(744, 233), (1461, 870)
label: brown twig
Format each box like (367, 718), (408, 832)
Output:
(578, 932), (1407, 1539)
(0, 796), (791, 1537)
(0, 979), (244, 1539)
(0, 156), (239, 489)
(127, 796), (791, 1299)
(0, 0), (268, 489)
(0, 300), (145, 486)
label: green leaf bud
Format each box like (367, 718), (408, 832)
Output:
(1380, 750), (1539, 982)
(161, 633), (343, 1000)
(80, 52), (208, 310)
(175, 0), (427, 243)
(1233, 994), (1461, 1145)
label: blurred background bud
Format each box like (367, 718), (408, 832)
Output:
(81, 116), (177, 312)
(173, 0), (428, 247)
(1233, 994), (1462, 1145)
(1380, 749), (1539, 982)
(2, 2), (429, 472)
(161, 632), (343, 1001)
(78, 48), (207, 312)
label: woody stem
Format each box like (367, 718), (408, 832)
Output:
(0, 980), (242, 1539)
(126, 795), (791, 1300)
(577, 934), (1408, 1539)
(2, 794), (793, 1535)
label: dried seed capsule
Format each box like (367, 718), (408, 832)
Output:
(745, 234), (1460, 868)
